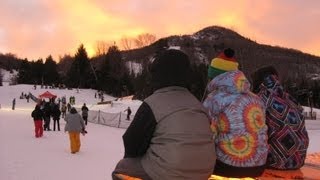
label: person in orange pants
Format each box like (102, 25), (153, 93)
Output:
(64, 107), (86, 154)
(68, 132), (81, 153)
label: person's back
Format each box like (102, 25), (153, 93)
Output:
(32, 105), (44, 120)
(203, 48), (268, 178)
(203, 70), (268, 177)
(52, 104), (61, 119)
(64, 107), (85, 154)
(81, 104), (89, 117)
(65, 108), (84, 132)
(140, 86), (215, 180)
(113, 49), (215, 180)
(43, 102), (51, 117)
(31, 105), (44, 137)
(252, 67), (309, 170)
(61, 104), (66, 112)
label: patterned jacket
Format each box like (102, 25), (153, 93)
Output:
(203, 70), (268, 167)
(257, 75), (309, 169)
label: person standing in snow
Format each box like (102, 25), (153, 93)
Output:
(124, 107), (132, 120)
(203, 48), (268, 178)
(251, 66), (309, 170)
(61, 103), (67, 118)
(43, 101), (52, 131)
(67, 103), (71, 112)
(112, 49), (215, 180)
(81, 103), (89, 125)
(12, 98), (16, 110)
(64, 107), (86, 154)
(52, 103), (61, 131)
(31, 105), (44, 138)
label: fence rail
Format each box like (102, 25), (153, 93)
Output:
(29, 92), (133, 129)
(75, 108), (133, 129)
(304, 111), (318, 120)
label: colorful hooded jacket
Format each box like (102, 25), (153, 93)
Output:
(203, 70), (268, 167)
(257, 75), (309, 169)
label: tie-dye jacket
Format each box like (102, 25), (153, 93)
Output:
(258, 75), (309, 169)
(203, 70), (268, 167)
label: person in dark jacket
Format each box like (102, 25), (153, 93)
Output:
(43, 101), (52, 131)
(67, 103), (71, 112)
(112, 49), (215, 180)
(81, 103), (89, 125)
(12, 98), (16, 110)
(52, 103), (61, 131)
(31, 105), (44, 138)
(124, 107), (131, 120)
(65, 107), (86, 154)
(251, 66), (309, 170)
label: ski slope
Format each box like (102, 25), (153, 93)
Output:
(1, 82), (320, 180)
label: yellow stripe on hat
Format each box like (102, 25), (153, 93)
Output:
(211, 57), (239, 71)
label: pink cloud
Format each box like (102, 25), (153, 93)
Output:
(0, 0), (319, 60)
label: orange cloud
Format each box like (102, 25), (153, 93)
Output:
(0, 0), (320, 60)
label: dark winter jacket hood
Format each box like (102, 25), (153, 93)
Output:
(259, 74), (285, 98)
(150, 49), (191, 91)
(251, 66), (278, 93)
(70, 107), (77, 114)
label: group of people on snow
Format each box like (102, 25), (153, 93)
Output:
(112, 49), (309, 179)
(31, 97), (89, 154)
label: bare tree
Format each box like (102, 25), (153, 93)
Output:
(95, 41), (110, 56)
(121, 36), (134, 50)
(134, 33), (157, 48)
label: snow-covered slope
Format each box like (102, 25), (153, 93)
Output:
(0, 84), (320, 180)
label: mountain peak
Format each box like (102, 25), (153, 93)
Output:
(193, 26), (244, 41)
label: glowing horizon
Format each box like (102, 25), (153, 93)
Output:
(0, 0), (319, 60)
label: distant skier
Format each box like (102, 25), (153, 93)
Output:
(61, 103), (67, 118)
(26, 94), (30, 103)
(67, 103), (71, 112)
(12, 98), (16, 110)
(81, 103), (89, 125)
(124, 107), (132, 120)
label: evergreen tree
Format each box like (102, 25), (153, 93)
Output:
(31, 59), (44, 85)
(43, 55), (60, 85)
(132, 60), (152, 99)
(99, 45), (128, 96)
(17, 59), (32, 84)
(66, 44), (93, 88)
(66, 58), (79, 88)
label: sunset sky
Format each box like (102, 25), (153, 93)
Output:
(0, 0), (319, 61)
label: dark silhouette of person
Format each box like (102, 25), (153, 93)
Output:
(124, 107), (132, 120)
(81, 103), (89, 125)
(12, 98), (16, 110)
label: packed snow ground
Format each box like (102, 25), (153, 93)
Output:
(1, 82), (320, 180)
